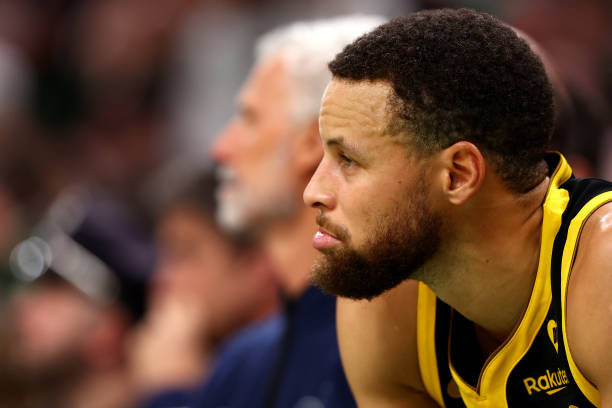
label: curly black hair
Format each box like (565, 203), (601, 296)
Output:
(328, 9), (554, 193)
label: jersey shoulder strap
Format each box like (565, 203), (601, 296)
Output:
(551, 176), (612, 407)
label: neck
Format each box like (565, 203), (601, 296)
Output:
(263, 206), (320, 299)
(426, 176), (550, 343)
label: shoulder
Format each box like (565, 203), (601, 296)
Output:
(337, 279), (435, 406)
(185, 315), (284, 404)
(566, 201), (612, 401)
(215, 313), (284, 366)
(201, 314), (284, 386)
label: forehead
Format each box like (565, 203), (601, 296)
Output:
(320, 79), (394, 135)
(239, 55), (290, 106)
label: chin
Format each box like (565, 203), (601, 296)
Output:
(216, 203), (250, 234)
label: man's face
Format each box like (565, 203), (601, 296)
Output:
(153, 207), (235, 305)
(153, 206), (246, 339)
(9, 283), (99, 380)
(211, 56), (300, 234)
(303, 79), (442, 300)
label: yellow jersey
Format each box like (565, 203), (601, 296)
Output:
(417, 153), (612, 408)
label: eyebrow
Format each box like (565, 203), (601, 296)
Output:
(325, 136), (361, 157)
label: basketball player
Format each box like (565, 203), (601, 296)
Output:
(304, 9), (612, 408)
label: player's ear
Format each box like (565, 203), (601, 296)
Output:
(439, 141), (485, 205)
(293, 118), (323, 177)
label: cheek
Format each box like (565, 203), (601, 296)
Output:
(338, 188), (379, 239)
(237, 139), (273, 179)
(340, 182), (408, 240)
(228, 126), (263, 171)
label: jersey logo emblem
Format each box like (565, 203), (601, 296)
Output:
(547, 320), (559, 353)
(523, 368), (570, 395)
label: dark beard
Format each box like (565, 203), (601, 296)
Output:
(311, 184), (441, 300)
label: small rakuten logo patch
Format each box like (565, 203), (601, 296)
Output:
(523, 368), (570, 395)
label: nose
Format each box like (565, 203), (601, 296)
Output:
(210, 119), (238, 164)
(303, 159), (336, 210)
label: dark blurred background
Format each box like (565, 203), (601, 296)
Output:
(0, 0), (610, 262)
(0, 0), (610, 406)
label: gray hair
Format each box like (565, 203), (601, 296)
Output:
(255, 14), (387, 126)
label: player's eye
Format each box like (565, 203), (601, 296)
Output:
(338, 153), (357, 168)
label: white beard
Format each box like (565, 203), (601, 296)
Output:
(215, 159), (297, 234)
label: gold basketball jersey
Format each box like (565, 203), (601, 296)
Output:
(416, 153), (612, 408)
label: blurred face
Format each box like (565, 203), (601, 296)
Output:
(211, 56), (300, 234)
(303, 79), (442, 300)
(153, 206), (262, 341)
(9, 283), (99, 379)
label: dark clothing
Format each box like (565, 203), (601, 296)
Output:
(143, 286), (356, 408)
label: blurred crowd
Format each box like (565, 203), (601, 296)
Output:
(0, 0), (610, 407)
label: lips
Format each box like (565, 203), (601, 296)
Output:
(312, 228), (341, 249)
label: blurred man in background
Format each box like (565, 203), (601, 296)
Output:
(143, 14), (386, 408)
(6, 188), (156, 408)
(129, 172), (279, 399)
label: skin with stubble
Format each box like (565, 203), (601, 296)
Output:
(308, 80), (443, 300)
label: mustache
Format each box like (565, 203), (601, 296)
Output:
(316, 213), (350, 242)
